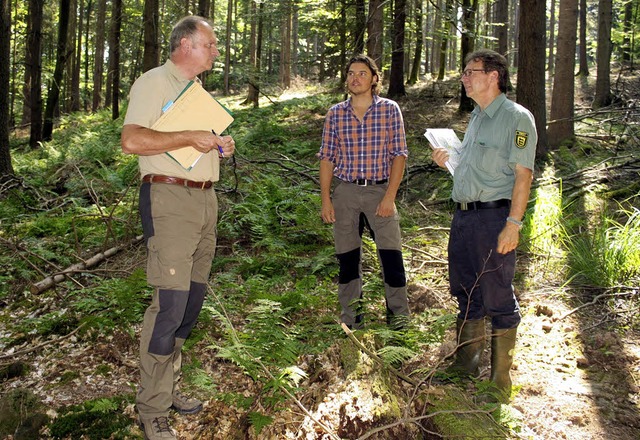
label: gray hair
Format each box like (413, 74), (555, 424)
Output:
(169, 16), (213, 53)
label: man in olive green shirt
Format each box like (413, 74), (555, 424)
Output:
(432, 49), (536, 404)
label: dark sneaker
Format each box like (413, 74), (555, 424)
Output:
(171, 390), (203, 415)
(139, 416), (177, 440)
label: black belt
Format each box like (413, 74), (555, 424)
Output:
(352, 179), (388, 186)
(456, 199), (510, 211)
(142, 174), (213, 189)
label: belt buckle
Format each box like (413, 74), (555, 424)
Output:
(201, 181), (206, 190)
(360, 179), (368, 187)
(460, 202), (468, 210)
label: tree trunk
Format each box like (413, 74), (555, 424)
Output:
(458, 0), (475, 113)
(142, 0), (159, 73)
(339, 0), (346, 83)
(592, 0), (613, 109)
(198, 0), (211, 17)
(291, 6), (298, 77)
(436, 0), (452, 81)
(92, 0), (106, 112)
(27, 0), (44, 149)
(354, 0), (365, 55)
(387, 0), (406, 98)
(494, 0), (508, 57)
(517, 0), (548, 158)
(548, 0), (578, 148)
(577, 0), (589, 76)
(224, 0), (233, 95)
(366, 0), (383, 68)
(109, 0), (121, 120)
(621, 0), (633, 64)
(43, 0), (71, 141)
(0, 0), (13, 176)
(407, 0), (422, 85)
(279, 0), (291, 88)
(245, 0), (259, 107)
(73, 0), (84, 112)
(547, 0), (557, 77)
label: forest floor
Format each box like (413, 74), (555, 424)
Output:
(2, 68), (640, 440)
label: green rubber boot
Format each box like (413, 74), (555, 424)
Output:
(480, 327), (517, 404)
(446, 318), (486, 378)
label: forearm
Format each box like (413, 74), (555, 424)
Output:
(385, 155), (406, 200)
(319, 159), (334, 202)
(508, 165), (533, 221)
(121, 124), (216, 156)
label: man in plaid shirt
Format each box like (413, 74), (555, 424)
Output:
(318, 54), (410, 330)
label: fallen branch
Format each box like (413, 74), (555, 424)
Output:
(554, 289), (638, 323)
(0, 322), (87, 361)
(30, 235), (144, 294)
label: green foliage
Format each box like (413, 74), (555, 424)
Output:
(562, 206), (640, 287)
(207, 299), (305, 409)
(248, 411), (274, 435)
(48, 396), (133, 440)
(74, 269), (149, 331)
(6, 269), (148, 347)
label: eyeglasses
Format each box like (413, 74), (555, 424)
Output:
(461, 69), (486, 78)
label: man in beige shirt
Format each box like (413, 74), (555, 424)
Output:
(122, 16), (234, 440)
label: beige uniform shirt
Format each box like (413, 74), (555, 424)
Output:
(123, 60), (218, 182)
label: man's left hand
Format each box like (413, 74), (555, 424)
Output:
(497, 223), (520, 254)
(376, 196), (396, 217)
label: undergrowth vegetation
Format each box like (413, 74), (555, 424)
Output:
(1, 80), (639, 438)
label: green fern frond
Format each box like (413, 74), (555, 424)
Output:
(376, 345), (417, 367)
(248, 411), (274, 435)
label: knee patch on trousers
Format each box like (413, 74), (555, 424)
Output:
(379, 249), (406, 288)
(337, 247), (361, 284)
(148, 289), (189, 356)
(175, 282), (207, 340)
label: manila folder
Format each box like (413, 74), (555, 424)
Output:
(151, 81), (234, 170)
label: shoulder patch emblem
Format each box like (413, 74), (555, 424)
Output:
(515, 130), (528, 149)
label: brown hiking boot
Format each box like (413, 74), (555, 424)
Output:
(139, 416), (177, 440)
(171, 389), (203, 415)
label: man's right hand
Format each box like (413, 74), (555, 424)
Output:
(431, 147), (450, 170)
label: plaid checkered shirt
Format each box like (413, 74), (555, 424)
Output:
(318, 95), (408, 182)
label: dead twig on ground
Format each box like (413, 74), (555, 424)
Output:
(0, 322), (87, 361)
(554, 289), (638, 323)
(30, 235), (144, 294)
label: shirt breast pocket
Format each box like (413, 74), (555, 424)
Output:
(476, 140), (506, 174)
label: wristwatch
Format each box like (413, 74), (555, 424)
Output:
(506, 216), (523, 230)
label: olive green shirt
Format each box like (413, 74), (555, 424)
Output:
(452, 93), (536, 203)
(123, 60), (219, 182)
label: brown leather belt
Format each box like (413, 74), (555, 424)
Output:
(142, 174), (213, 189)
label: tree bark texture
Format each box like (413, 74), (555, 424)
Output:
(593, 0), (613, 109)
(548, 0), (578, 148)
(517, 0), (548, 157)
(0, 0), (13, 176)
(43, 0), (71, 141)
